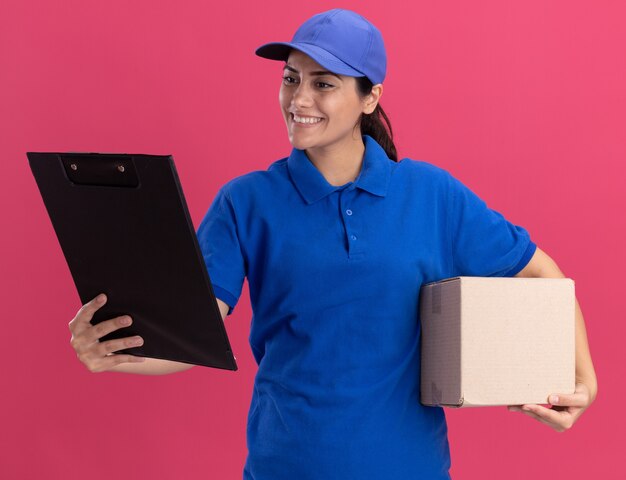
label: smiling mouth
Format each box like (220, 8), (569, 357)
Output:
(291, 113), (324, 125)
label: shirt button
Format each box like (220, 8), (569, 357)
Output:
(346, 209), (353, 216)
(350, 235), (357, 241)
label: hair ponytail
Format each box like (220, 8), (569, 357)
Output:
(355, 76), (398, 161)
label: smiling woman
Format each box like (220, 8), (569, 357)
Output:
(68, 7), (597, 480)
(239, 8), (595, 479)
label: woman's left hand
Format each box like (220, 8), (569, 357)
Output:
(507, 382), (594, 432)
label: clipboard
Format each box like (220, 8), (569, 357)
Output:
(27, 151), (237, 371)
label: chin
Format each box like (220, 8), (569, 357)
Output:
(288, 134), (315, 151)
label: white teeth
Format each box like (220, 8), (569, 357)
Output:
(293, 114), (323, 124)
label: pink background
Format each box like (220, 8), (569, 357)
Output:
(2, 0), (623, 478)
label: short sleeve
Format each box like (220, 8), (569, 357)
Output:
(446, 171), (537, 277)
(196, 185), (247, 315)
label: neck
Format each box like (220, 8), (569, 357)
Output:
(305, 133), (366, 186)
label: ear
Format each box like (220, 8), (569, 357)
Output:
(363, 83), (383, 114)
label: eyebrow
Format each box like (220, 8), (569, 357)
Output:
(283, 63), (342, 80)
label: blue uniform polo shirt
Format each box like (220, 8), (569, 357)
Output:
(196, 134), (536, 480)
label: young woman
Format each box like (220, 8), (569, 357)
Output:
(68, 8), (598, 480)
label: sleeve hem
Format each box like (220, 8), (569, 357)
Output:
(212, 284), (238, 315)
(506, 240), (537, 277)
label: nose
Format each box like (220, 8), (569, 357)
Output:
(291, 81), (314, 108)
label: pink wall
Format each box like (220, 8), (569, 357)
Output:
(2, 0), (623, 478)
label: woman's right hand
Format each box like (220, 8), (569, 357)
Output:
(68, 293), (146, 373)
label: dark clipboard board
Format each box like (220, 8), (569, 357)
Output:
(27, 151), (237, 371)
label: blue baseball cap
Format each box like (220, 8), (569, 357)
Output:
(255, 8), (387, 85)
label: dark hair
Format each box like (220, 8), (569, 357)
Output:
(355, 76), (398, 161)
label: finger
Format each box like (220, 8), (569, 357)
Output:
(83, 315), (134, 344)
(517, 406), (562, 430)
(89, 354), (146, 373)
(521, 404), (572, 431)
(97, 335), (144, 355)
(69, 294), (108, 334)
(548, 392), (588, 408)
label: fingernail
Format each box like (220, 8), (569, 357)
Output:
(97, 294), (106, 303)
(550, 395), (559, 404)
(120, 316), (131, 325)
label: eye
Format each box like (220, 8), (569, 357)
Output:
(317, 82), (333, 89)
(282, 75), (297, 84)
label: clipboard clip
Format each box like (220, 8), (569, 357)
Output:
(60, 154), (139, 188)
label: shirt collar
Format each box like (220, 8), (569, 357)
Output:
(287, 134), (392, 205)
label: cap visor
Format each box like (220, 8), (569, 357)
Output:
(255, 42), (363, 78)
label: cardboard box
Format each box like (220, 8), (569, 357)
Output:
(419, 276), (576, 408)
